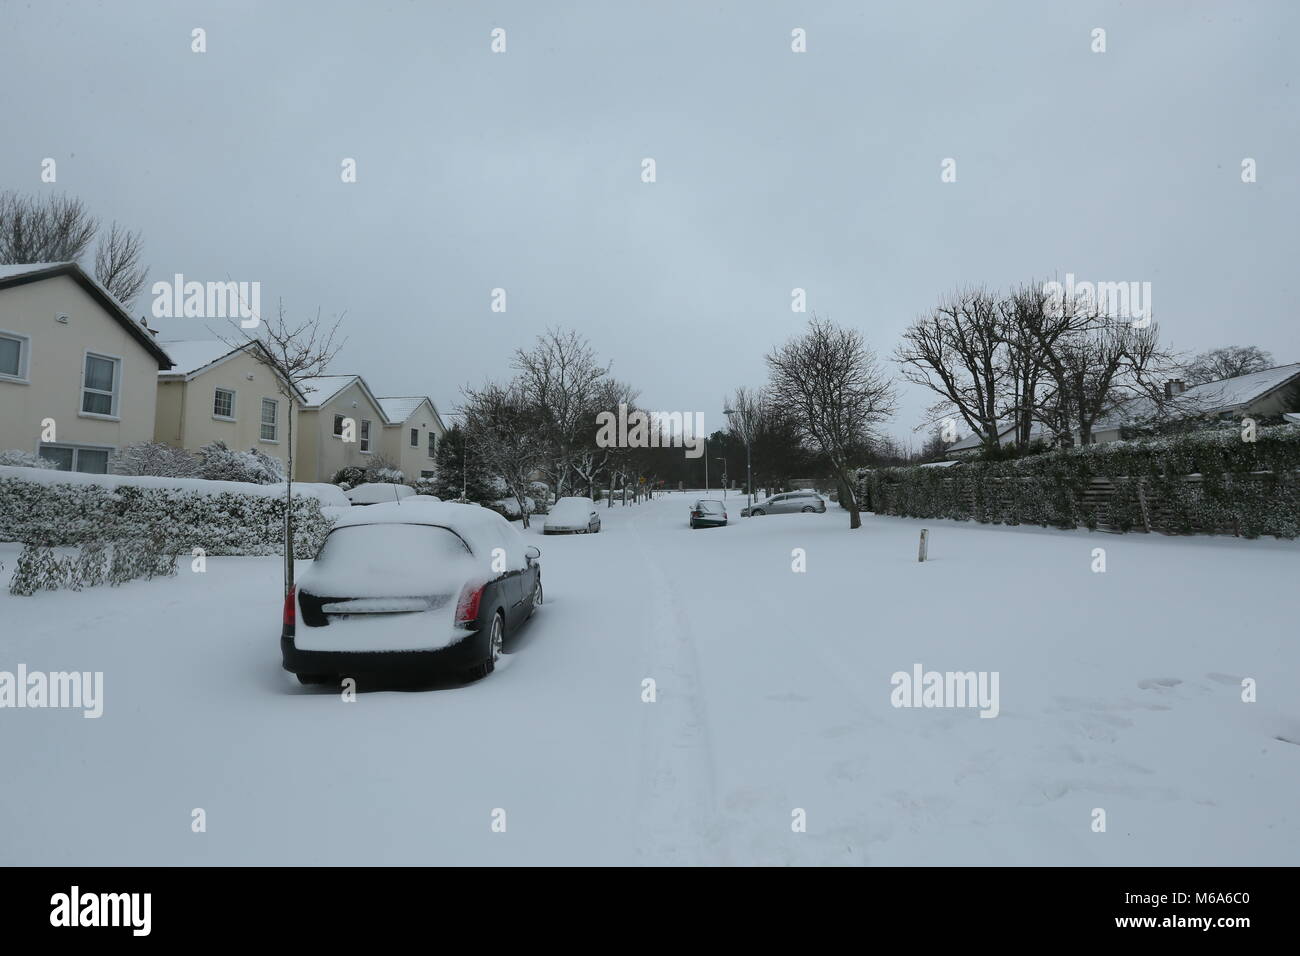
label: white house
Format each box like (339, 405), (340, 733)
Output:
(0, 261), (174, 472)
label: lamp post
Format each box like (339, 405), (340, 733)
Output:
(724, 407), (753, 512)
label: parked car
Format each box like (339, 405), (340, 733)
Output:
(282, 501), (542, 685)
(345, 482), (414, 506)
(689, 498), (728, 528)
(406, 494), (442, 504)
(544, 496), (601, 534)
(741, 490), (827, 517)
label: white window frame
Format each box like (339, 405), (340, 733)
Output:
(360, 419), (372, 453)
(427, 431), (436, 459)
(260, 397), (279, 443)
(0, 329), (31, 384)
(80, 350), (122, 420)
(410, 427), (419, 447)
(333, 413), (345, 437)
(213, 387), (237, 421)
(39, 441), (115, 474)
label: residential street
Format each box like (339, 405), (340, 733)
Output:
(4, 493), (1298, 866)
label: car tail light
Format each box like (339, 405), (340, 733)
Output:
(691, 510), (700, 518)
(283, 586), (296, 638)
(456, 582), (485, 627)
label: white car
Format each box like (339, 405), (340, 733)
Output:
(544, 496), (601, 534)
(345, 482), (414, 506)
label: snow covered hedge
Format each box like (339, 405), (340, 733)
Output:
(857, 425), (1300, 539)
(0, 466), (335, 556)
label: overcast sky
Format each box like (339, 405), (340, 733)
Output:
(3, 1), (1296, 448)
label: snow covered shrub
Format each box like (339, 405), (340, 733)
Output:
(195, 441), (283, 484)
(0, 473), (334, 557)
(8, 544), (66, 596)
(858, 425), (1300, 538)
(74, 541), (109, 589)
(331, 459), (405, 487)
(331, 465), (366, 487)
(111, 441), (198, 477)
(0, 449), (57, 469)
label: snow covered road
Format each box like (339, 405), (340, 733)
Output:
(3, 493), (1298, 865)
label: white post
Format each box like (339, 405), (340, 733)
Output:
(918, 528), (929, 563)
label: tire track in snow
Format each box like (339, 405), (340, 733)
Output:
(626, 500), (731, 865)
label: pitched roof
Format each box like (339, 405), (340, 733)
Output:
(0, 261), (173, 368)
(299, 374), (390, 420)
(157, 338), (307, 400)
(376, 396), (428, 423)
(1095, 363), (1300, 430)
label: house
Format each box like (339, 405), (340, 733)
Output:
(1090, 364), (1300, 442)
(377, 396), (447, 481)
(294, 374), (389, 482)
(0, 261), (173, 472)
(154, 339), (304, 472)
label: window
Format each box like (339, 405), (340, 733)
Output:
(0, 331), (29, 381)
(360, 419), (371, 453)
(260, 398), (279, 441)
(81, 353), (120, 416)
(39, 444), (111, 474)
(420, 469), (435, 479)
(333, 414), (345, 437)
(410, 427), (419, 447)
(427, 432), (436, 458)
(213, 387), (236, 420)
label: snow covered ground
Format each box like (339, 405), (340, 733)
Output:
(2, 491), (1298, 865)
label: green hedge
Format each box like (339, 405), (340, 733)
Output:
(0, 476), (334, 556)
(857, 425), (1300, 539)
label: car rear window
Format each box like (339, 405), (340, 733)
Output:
(304, 523), (473, 597)
(698, 501), (724, 514)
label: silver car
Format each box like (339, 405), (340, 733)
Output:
(741, 491), (827, 517)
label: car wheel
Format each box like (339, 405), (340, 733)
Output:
(465, 610), (505, 681)
(801, 506), (816, 513)
(296, 673), (331, 686)
(752, 509), (765, 516)
(527, 578), (543, 618)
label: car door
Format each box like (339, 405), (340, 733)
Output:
(771, 494), (792, 514)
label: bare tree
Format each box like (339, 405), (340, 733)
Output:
(94, 221), (148, 305)
(895, 287), (1011, 454)
(0, 192), (97, 263)
(461, 381), (546, 528)
(1, 191), (150, 307)
(223, 303), (345, 597)
(766, 316), (896, 529)
(512, 327), (610, 500)
(1020, 289), (1173, 445)
(1184, 345), (1274, 385)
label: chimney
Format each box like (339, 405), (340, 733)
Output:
(139, 316), (159, 337)
(1164, 379), (1186, 399)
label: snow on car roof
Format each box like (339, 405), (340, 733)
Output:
(330, 501), (529, 567)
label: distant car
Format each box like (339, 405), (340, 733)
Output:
(283, 501), (542, 685)
(544, 496), (601, 534)
(741, 491), (827, 517)
(689, 498), (727, 528)
(345, 482), (414, 506)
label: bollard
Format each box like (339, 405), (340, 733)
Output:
(918, 528), (929, 562)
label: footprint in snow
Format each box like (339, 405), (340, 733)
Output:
(1137, 677), (1183, 690)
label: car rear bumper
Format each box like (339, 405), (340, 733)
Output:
(691, 518), (727, 526)
(281, 629), (484, 678)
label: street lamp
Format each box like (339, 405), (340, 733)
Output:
(724, 407), (753, 512)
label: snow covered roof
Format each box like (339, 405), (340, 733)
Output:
(377, 396), (430, 424)
(158, 339), (242, 376)
(299, 373), (392, 421)
(0, 261), (173, 368)
(1095, 363), (1300, 430)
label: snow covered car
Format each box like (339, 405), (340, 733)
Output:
(345, 482), (414, 506)
(543, 496), (601, 534)
(689, 499), (727, 528)
(741, 491), (826, 517)
(282, 501), (542, 685)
